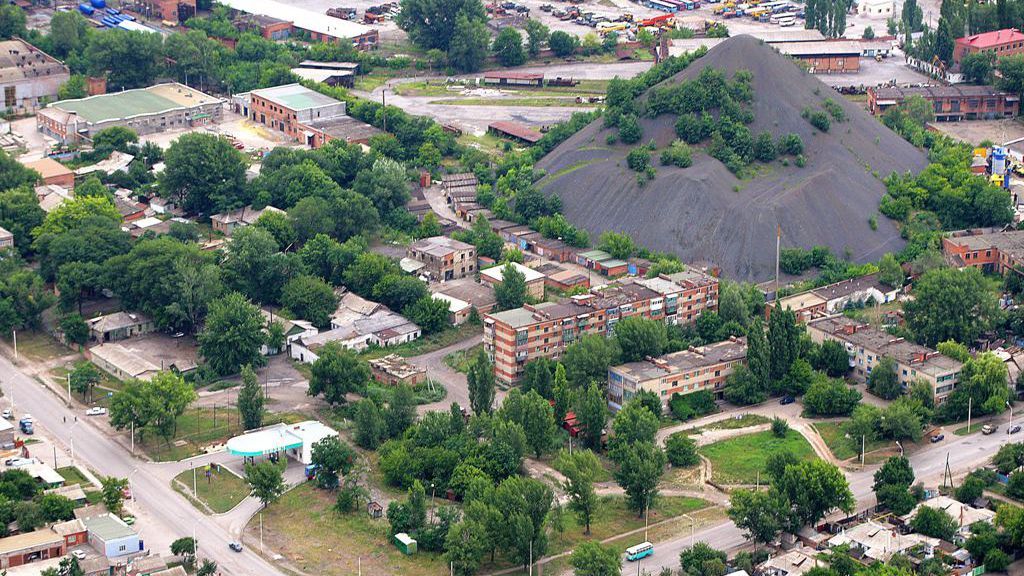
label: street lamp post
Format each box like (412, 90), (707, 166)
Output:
(1008, 401), (1014, 434)
(681, 513), (695, 547)
(429, 483), (437, 524)
(128, 468), (139, 506)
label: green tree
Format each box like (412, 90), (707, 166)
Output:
(354, 398), (386, 449)
(598, 231), (637, 260)
(549, 30), (578, 57)
(556, 449), (601, 534)
(238, 364), (264, 430)
(467, 349), (496, 415)
(246, 460), (286, 507)
(611, 441), (666, 516)
(906, 267), (998, 347)
(802, 373), (861, 416)
(776, 460), (854, 529)
(570, 541), (621, 576)
(575, 383), (607, 451)
(769, 308), (800, 382)
(724, 366), (768, 405)
(611, 401), (659, 447)
(171, 537), (198, 571)
(447, 13), (490, 73)
(493, 27), (526, 66)
(58, 75), (88, 100)
(813, 339), (851, 377)
(563, 334), (619, 387)
(727, 488), (788, 549)
(69, 362), (102, 403)
(665, 432), (699, 467)
(445, 519), (489, 576)
(615, 316), (668, 363)
(521, 358), (555, 399)
(999, 54), (1024, 100)
(161, 133), (248, 216)
(873, 456), (916, 514)
(398, 0), (486, 51)
(961, 51), (995, 84)
(679, 542), (727, 576)
(868, 356), (902, 400)
(281, 275), (338, 328)
(404, 295), (450, 334)
(311, 435), (356, 489)
(386, 383), (417, 438)
(524, 19), (550, 57)
(911, 506), (958, 540)
(877, 254), (905, 288)
(100, 476), (128, 516)
(499, 389), (557, 458)
(0, 5), (27, 39)
(61, 314), (89, 348)
(494, 264), (528, 310)
(198, 292), (266, 376)
(747, 318), (770, 391)
(308, 342), (370, 405)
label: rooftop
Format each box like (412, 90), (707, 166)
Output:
(227, 421), (337, 457)
(89, 343), (160, 379)
(431, 278), (497, 309)
(0, 529), (62, 555)
(611, 338), (747, 382)
(82, 513), (136, 541)
(250, 83), (341, 111)
(48, 83), (219, 124)
(810, 273), (894, 301)
(486, 301), (591, 328)
(484, 71), (545, 80)
(773, 41), (866, 56)
(0, 39), (67, 84)
(807, 316), (963, 377)
(305, 115), (382, 143)
(218, 0), (373, 39)
(481, 262), (546, 284)
(589, 282), (660, 309)
(758, 548), (824, 576)
(957, 28), (1024, 49)
(902, 495), (995, 528)
(409, 236), (474, 258)
(21, 157), (72, 180)
(945, 228), (1024, 261)
(872, 84), (1017, 101)
(489, 121), (544, 143)
(51, 518), (86, 537)
(210, 205), (283, 226)
(827, 521), (937, 562)
(433, 293), (470, 314)
(88, 311), (151, 334)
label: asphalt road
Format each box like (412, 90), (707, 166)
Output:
(0, 352), (286, 576)
(627, 422), (1019, 573)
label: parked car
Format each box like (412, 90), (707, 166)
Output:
(229, 541), (243, 552)
(983, 424), (998, 435)
(19, 421), (33, 435)
(1011, 425), (1021, 434)
(71, 550), (87, 560)
(86, 407), (107, 416)
(1, 410), (11, 420)
(930, 433), (944, 443)
(780, 395), (795, 405)
(19, 414), (32, 423)
(6, 458), (36, 467)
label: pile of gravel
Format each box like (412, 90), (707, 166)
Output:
(535, 35), (927, 281)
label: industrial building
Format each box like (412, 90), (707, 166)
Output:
(954, 28), (1024, 65)
(233, 83), (379, 147)
(82, 514), (140, 559)
(0, 39), (70, 114)
(290, 61), (359, 88)
(942, 227), (1024, 274)
(368, 354), (427, 386)
(406, 236), (477, 282)
(0, 529), (65, 569)
(868, 85), (1019, 120)
(806, 315), (963, 404)
(488, 121), (544, 144)
(771, 41), (864, 74)
(607, 337), (747, 409)
(217, 0), (379, 49)
(37, 83), (223, 144)
(226, 420), (338, 464)
(87, 311), (155, 343)
(767, 274), (899, 323)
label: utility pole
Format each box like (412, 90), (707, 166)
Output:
(968, 396), (973, 434)
(774, 225), (781, 298)
(382, 89), (387, 133)
(861, 435), (865, 465)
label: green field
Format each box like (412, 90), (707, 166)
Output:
(699, 429), (816, 485)
(173, 466), (250, 514)
(56, 466), (92, 488)
(813, 421), (890, 461)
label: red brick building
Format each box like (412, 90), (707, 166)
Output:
(868, 85), (1019, 120)
(942, 228), (1024, 274)
(954, 28), (1024, 65)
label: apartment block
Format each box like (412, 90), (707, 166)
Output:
(406, 236), (476, 282)
(942, 228), (1024, 275)
(607, 337), (747, 410)
(954, 28), (1024, 64)
(484, 272), (718, 384)
(806, 316), (963, 404)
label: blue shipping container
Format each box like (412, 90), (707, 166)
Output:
(78, 3), (95, 15)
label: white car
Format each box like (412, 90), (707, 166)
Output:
(86, 407), (107, 416)
(6, 458), (37, 468)
(71, 550), (86, 560)
(1, 410), (10, 420)
(19, 414), (32, 423)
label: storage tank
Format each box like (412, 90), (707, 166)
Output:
(993, 147), (1007, 177)
(78, 3), (95, 15)
(90, 0), (106, 9)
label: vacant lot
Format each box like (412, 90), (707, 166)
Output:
(699, 429), (815, 485)
(173, 466), (249, 514)
(813, 421), (891, 461)
(140, 409), (306, 462)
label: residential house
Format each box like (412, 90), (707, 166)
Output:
(87, 343), (160, 381)
(21, 157), (74, 189)
(368, 354), (427, 386)
(899, 496), (995, 536)
(34, 184), (72, 213)
(211, 205), (284, 236)
(406, 236), (477, 282)
(481, 262), (546, 300)
(45, 484), (88, 505)
(636, 270), (720, 326)
(806, 316), (963, 404)
(290, 293), (420, 362)
(51, 519), (88, 550)
(758, 548), (825, 576)
(128, 554), (168, 576)
(83, 514), (140, 559)
(827, 520), (937, 563)
(768, 274), (899, 323)
(430, 278), (497, 324)
(87, 312), (155, 343)
(607, 337), (747, 409)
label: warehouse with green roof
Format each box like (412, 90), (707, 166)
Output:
(36, 82), (223, 144)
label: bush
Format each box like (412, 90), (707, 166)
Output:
(753, 131), (777, 163)
(660, 141), (693, 168)
(627, 147), (651, 172)
(665, 433), (699, 467)
(802, 108), (831, 132)
(771, 417), (789, 438)
(821, 98), (846, 122)
(795, 154), (806, 168)
(619, 114), (642, 144)
(675, 112), (712, 144)
(777, 133), (804, 156)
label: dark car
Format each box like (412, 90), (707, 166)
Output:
(228, 541), (243, 552)
(1011, 425), (1022, 434)
(780, 395), (795, 405)
(930, 433), (945, 443)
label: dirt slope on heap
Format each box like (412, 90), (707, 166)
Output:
(535, 35), (927, 281)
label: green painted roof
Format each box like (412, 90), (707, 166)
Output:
(55, 91), (181, 123)
(252, 83), (341, 111)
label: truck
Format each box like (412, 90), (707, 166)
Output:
(18, 420), (32, 435)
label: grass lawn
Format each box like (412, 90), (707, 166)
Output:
(141, 409), (307, 462)
(249, 483), (450, 576)
(699, 414), (768, 432)
(955, 423), (986, 436)
(699, 429), (816, 485)
(443, 343), (483, 374)
(353, 73), (392, 92)
(6, 330), (70, 362)
(173, 466), (250, 514)
(360, 322), (480, 360)
(545, 495), (708, 556)
(56, 466), (93, 488)
(814, 421), (890, 461)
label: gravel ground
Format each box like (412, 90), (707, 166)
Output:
(536, 35), (927, 281)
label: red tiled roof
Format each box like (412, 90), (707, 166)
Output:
(957, 28), (1024, 48)
(488, 121), (544, 143)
